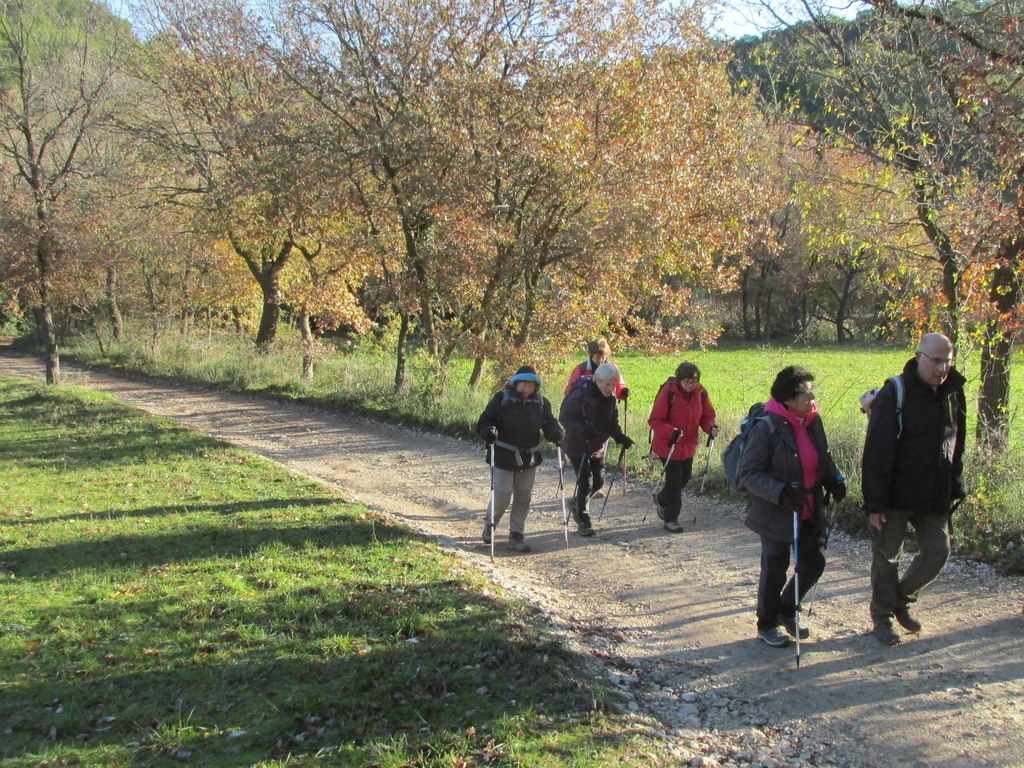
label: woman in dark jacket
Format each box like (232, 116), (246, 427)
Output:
(558, 362), (634, 537)
(476, 365), (563, 552)
(737, 366), (846, 648)
(648, 361), (719, 533)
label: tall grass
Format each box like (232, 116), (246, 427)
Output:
(63, 326), (1024, 573)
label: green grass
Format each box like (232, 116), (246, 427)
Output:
(0, 378), (661, 767)
(61, 329), (1024, 572)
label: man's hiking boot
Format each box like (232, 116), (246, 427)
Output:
(482, 521), (492, 545)
(779, 613), (810, 639)
(664, 520), (684, 533)
(577, 513), (596, 537)
(758, 626), (790, 648)
(873, 622), (902, 646)
(508, 531), (530, 552)
(590, 488), (606, 500)
(894, 607), (922, 633)
(653, 493), (666, 521)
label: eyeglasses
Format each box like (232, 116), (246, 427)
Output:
(795, 388), (815, 399)
(920, 353), (953, 367)
(680, 377), (699, 384)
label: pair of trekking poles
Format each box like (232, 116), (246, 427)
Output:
(485, 443), (629, 562)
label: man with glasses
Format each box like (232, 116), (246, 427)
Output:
(862, 332), (967, 646)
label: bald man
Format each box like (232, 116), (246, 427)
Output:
(862, 332), (967, 645)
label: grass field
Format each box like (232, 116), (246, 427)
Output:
(0, 378), (660, 767)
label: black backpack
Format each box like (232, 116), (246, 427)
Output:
(721, 403), (774, 492)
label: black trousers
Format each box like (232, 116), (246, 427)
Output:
(756, 520), (826, 631)
(656, 457), (694, 524)
(569, 454), (605, 515)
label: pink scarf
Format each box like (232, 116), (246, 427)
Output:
(764, 397), (819, 520)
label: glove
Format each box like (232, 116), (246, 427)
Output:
(619, 387), (630, 400)
(828, 478), (847, 503)
(710, 424), (720, 438)
(617, 435), (635, 450)
(669, 428), (682, 446)
(485, 426), (498, 445)
(779, 485), (804, 511)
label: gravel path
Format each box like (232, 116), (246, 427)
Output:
(3, 351), (1023, 768)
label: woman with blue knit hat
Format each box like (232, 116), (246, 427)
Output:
(476, 365), (563, 552)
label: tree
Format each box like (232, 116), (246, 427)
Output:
(0, 0), (130, 383)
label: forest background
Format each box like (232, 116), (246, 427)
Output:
(2, 0), (1023, 567)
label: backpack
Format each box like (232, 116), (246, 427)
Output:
(859, 375), (905, 438)
(721, 402), (774, 492)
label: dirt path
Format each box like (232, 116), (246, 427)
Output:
(3, 351), (1023, 768)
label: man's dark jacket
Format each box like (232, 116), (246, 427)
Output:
(861, 358), (966, 517)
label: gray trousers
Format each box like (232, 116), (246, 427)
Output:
(869, 507), (950, 622)
(490, 466), (537, 536)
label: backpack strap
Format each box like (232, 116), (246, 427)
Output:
(889, 374), (905, 439)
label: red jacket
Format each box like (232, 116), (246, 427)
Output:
(564, 359), (627, 398)
(648, 380), (716, 461)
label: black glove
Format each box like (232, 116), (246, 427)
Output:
(779, 485), (804, 511)
(617, 435), (635, 450)
(485, 426), (498, 445)
(619, 387), (630, 400)
(952, 480), (966, 501)
(828, 478), (847, 503)
(669, 428), (682, 446)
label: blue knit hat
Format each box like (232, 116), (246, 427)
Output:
(510, 365), (541, 386)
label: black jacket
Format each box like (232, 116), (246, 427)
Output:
(476, 386), (562, 471)
(739, 410), (840, 543)
(861, 358), (966, 516)
(558, 379), (627, 460)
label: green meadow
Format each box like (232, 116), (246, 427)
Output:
(0, 378), (659, 766)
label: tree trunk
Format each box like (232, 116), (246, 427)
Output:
(106, 265), (123, 342)
(299, 310), (315, 381)
(393, 311), (410, 393)
(231, 306), (244, 334)
(91, 315), (108, 356)
(976, 256), (1020, 451)
(469, 356), (485, 390)
(35, 233), (60, 385)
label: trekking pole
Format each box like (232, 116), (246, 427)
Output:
(791, 489), (802, 668)
(621, 398), (629, 495)
(488, 445), (497, 563)
(697, 434), (715, 496)
(597, 445), (627, 522)
(806, 490), (836, 618)
(557, 446), (569, 550)
(642, 440), (677, 524)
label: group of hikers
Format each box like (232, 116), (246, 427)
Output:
(475, 332), (966, 648)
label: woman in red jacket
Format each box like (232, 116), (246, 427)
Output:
(647, 362), (719, 533)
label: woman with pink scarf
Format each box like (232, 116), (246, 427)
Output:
(736, 366), (846, 649)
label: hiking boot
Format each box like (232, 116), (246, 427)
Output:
(894, 607), (922, 633)
(482, 521), (492, 545)
(508, 531), (530, 552)
(590, 488), (606, 500)
(779, 613), (810, 639)
(577, 513), (596, 537)
(873, 622), (902, 646)
(653, 493), (666, 521)
(664, 520), (684, 533)
(758, 626), (790, 648)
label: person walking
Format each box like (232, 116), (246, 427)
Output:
(476, 365), (563, 552)
(647, 362), (719, 533)
(564, 338), (629, 400)
(559, 362), (634, 536)
(862, 332), (966, 646)
(737, 366), (845, 648)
